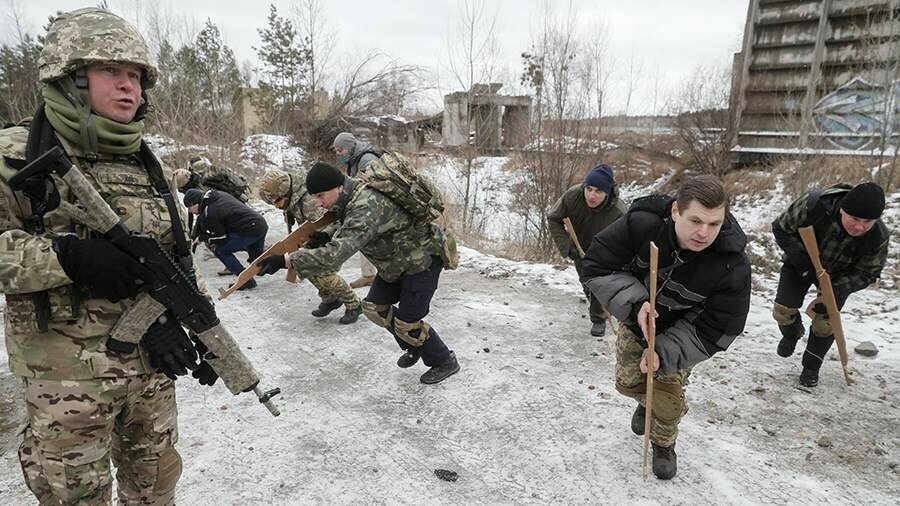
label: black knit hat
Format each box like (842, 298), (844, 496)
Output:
(306, 162), (346, 194)
(183, 188), (204, 207)
(840, 182), (885, 220)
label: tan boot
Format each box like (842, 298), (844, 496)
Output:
(350, 275), (375, 289)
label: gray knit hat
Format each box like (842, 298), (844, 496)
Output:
(331, 132), (357, 150)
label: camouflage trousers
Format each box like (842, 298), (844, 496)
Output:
(309, 272), (360, 308)
(18, 374), (181, 505)
(614, 325), (691, 447)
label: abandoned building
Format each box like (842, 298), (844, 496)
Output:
(729, 0), (900, 162)
(442, 83), (533, 150)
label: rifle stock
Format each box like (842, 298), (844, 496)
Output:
(798, 226), (854, 386)
(562, 217), (585, 258)
(642, 241), (659, 480)
(218, 212), (337, 299)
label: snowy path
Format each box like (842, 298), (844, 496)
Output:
(1, 228), (898, 504)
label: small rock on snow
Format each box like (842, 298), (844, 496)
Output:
(434, 469), (458, 482)
(854, 341), (878, 357)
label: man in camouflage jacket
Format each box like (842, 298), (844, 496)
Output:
(255, 162), (461, 384)
(0, 8), (209, 504)
(772, 182), (890, 387)
(258, 167), (362, 324)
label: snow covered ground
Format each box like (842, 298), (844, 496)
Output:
(1, 201), (898, 504)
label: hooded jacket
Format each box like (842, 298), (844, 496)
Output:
(581, 195), (751, 372)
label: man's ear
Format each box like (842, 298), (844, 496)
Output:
(671, 200), (679, 219)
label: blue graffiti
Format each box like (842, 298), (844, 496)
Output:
(812, 77), (900, 150)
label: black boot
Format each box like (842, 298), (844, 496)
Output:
(339, 305), (363, 324)
(397, 349), (420, 368)
(590, 320), (607, 337)
(631, 404), (646, 436)
(311, 299), (342, 317)
(651, 443), (677, 480)
(776, 317), (804, 358)
(237, 278), (257, 291)
(799, 367), (819, 387)
(420, 352), (460, 384)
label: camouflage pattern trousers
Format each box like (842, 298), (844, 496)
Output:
(309, 272), (360, 308)
(614, 325), (691, 447)
(18, 374), (181, 505)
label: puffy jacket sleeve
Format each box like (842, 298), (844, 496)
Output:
(655, 256), (751, 372)
(581, 215), (648, 325)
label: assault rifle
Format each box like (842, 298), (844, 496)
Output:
(9, 146), (282, 416)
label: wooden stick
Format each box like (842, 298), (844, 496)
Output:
(218, 212), (337, 300)
(798, 226), (854, 385)
(562, 217), (585, 258)
(642, 241), (659, 480)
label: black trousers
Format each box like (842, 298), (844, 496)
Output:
(775, 263), (850, 371)
(365, 256), (451, 367)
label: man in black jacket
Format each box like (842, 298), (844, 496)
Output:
(184, 188), (268, 290)
(581, 175), (751, 480)
(771, 182), (889, 387)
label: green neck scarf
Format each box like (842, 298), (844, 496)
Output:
(42, 84), (144, 156)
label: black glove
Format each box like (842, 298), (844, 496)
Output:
(306, 231), (331, 249)
(141, 312), (198, 380)
(256, 254), (287, 275)
(53, 235), (156, 301)
(567, 247), (580, 261)
(191, 334), (219, 387)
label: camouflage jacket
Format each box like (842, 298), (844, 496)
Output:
(289, 178), (442, 282)
(772, 185), (890, 295)
(0, 125), (194, 380)
(547, 183), (626, 257)
(282, 169), (324, 227)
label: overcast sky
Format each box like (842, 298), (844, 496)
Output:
(10, 0), (749, 115)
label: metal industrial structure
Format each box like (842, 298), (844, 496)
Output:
(729, 0), (900, 161)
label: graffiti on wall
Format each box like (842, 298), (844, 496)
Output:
(812, 77), (900, 151)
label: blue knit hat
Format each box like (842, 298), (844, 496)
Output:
(183, 188), (204, 207)
(584, 164), (614, 193)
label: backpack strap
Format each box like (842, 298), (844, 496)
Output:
(139, 140), (192, 266)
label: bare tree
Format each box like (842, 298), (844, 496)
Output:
(621, 47), (644, 116)
(581, 19), (616, 140)
(443, 0), (501, 233)
(669, 62), (732, 175)
(291, 0), (336, 112)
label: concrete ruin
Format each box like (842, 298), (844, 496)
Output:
(442, 83), (532, 150)
(729, 0), (900, 161)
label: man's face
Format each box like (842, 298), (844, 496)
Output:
(839, 209), (877, 237)
(583, 186), (607, 208)
(86, 62), (143, 123)
(334, 146), (351, 159)
(671, 200), (726, 252)
(189, 203), (200, 215)
(312, 186), (343, 210)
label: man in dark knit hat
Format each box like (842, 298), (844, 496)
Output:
(772, 181), (891, 387)
(547, 163), (626, 336)
(255, 161), (461, 384)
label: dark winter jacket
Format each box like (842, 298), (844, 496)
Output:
(193, 190), (268, 244)
(772, 185), (889, 296)
(345, 141), (381, 177)
(581, 195), (751, 372)
(547, 183), (626, 257)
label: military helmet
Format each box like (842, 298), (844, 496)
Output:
(38, 7), (158, 88)
(258, 169), (292, 205)
(173, 169), (192, 190)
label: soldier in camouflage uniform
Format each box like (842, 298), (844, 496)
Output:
(772, 182), (890, 387)
(255, 162), (461, 384)
(258, 168), (362, 324)
(173, 156), (251, 203)
(0, 8), (210, 504)
(581, 175), (751, 479)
